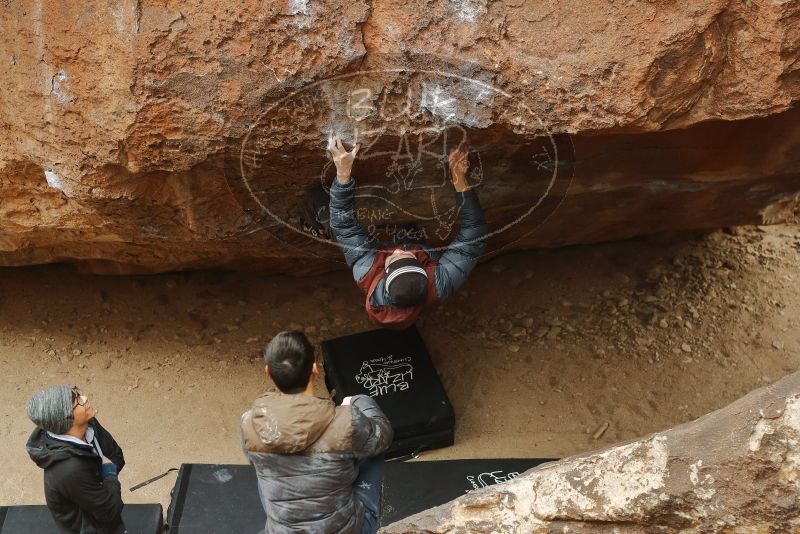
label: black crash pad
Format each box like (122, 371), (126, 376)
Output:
(0, 503), (163, 534)
(166, 463), (265, 534)
(322, 326), (455, 457)
(381, 458), (554, 526)
(164, 460), (556, 532)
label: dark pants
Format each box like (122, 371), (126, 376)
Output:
(354, 455), (384, 534)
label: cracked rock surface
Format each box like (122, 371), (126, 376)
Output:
(381, 369), (800, 533)
(1, 0), (799, 273)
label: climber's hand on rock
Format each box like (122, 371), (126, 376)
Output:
(327, 135), (359, 184)
(448, 144), (470, 193)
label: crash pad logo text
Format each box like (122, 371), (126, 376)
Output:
(465, 470), (521, 492)
(354, 355), (414, 397)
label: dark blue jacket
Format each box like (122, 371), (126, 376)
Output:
(329, 178), (487, 307)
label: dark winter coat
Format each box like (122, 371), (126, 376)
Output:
(26, 418), (126, 534)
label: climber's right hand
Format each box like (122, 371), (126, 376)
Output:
(449, 144), (470, 193)
(327, 135), (359, 184)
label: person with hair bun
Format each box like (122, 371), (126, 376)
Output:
(241, 331), (393, 534)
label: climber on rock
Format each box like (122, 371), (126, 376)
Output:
(327, 135), (487, 330)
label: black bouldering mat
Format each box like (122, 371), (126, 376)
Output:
(322, 326), (455, 458)
(163, 460), (556, 531)
(380, 458), (554, 526)
(0, 504), (163, 534)
(166, 464), (264, 534)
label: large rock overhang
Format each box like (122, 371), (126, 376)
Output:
(1, 0), (798, 274)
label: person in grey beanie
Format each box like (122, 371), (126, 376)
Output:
(25, 385), (126, 534)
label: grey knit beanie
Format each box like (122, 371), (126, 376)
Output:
(26, 385), (74, 434)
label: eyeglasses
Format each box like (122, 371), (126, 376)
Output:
(71, 386), (87, 408)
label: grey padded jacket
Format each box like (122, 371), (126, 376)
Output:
(240, 392), (393, 534)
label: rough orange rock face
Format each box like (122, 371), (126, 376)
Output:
(1, 0), (799, 273)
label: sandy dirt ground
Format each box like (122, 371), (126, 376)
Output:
(1, 222), (799, 513)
